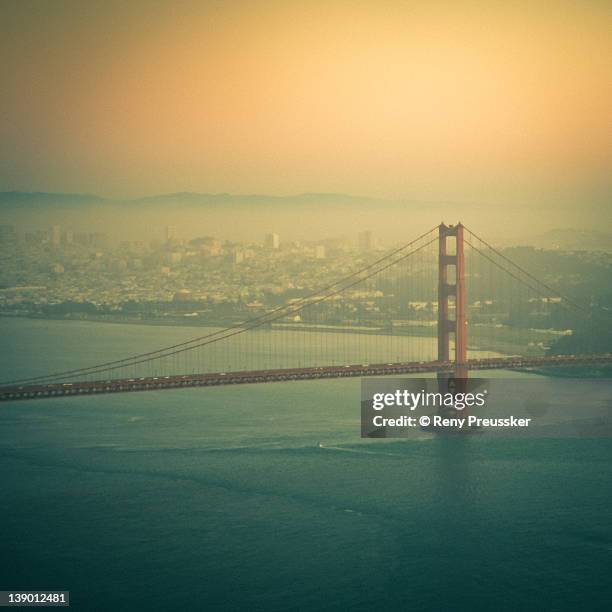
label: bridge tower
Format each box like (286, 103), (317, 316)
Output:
(438, 223), (468, 378)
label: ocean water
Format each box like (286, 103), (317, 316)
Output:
(0, 319), (611, 611)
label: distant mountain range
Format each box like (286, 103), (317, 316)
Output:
(0, 191), (388, 208)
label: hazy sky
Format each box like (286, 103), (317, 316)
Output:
(0, 0), (610, 205)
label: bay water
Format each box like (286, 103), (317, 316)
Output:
(1, 319), (610, 611)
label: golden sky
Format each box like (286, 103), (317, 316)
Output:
(0, 0), (610, 204)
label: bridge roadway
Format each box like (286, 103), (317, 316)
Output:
(1, 354), (611, 402)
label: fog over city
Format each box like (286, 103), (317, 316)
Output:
(1, 191), (610, 248)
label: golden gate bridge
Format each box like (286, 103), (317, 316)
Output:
(1, 223), (611, 401)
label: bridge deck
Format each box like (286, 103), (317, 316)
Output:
(1, 354), (611, 402)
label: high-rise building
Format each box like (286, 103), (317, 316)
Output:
(51, 225), (61, 246)
(62, 229), (74, 245)
(264, 232), (280, 249)
(165, 226), (177, 243)
(315, 245), (326, 259)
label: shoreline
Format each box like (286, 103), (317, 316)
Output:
(0, 311), (440, 336)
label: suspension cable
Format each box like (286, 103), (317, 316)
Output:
(2, 227), (439, 385)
